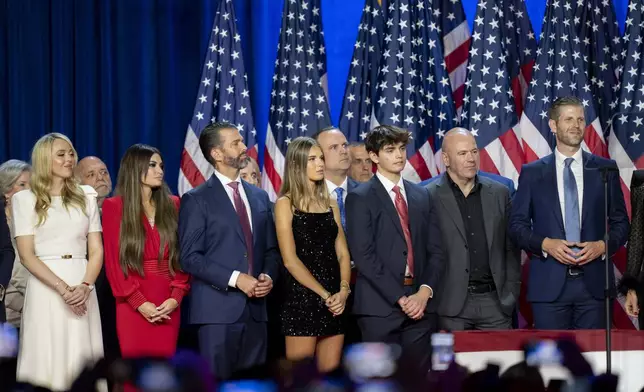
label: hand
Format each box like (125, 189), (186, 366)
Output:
(542, 238), (578, 265)
(254, 274), (273, 298)
(325, 290), (348, 316)
(137, 302), (170, 324)
(236, 273), (258, 297)
(156, 298), (178, 317)
(403, 289), (431, 320)
(64, 285), (91, 306)
(69, 303), (87, 317)
(572, 241), (605, 265)
(626, 289), (640, 317)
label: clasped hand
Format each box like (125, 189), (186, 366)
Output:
(325, 289), (348, 316)
(58, 284), (90, 317)
(398, 289), (431, 320)
(542, 239), (605, 266)
(236, 273), (273, 298)
(137, 298), (178, 323)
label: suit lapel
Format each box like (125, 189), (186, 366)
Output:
(543, 155), (565, 232)
(479, 180), (495, 252)
(242, 181), (260, 246)
(371, 177), (405, 239)
(581, 152), (594, 228)
(435, 175), (466, 242)
(207, 175), (245, 244)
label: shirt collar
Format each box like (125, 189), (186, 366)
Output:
(555, 146), (583, 166)
(326, 177), (348, 195)
(214, 169), (241, 187)
(446, 172), (481, 193)
(376, 171), (404, 194)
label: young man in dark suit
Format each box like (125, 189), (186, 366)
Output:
(346, 125), (445, 372)
(510, 97), (629, 329)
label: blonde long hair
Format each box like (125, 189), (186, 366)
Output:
(30, 133), (86, 225)
(279, 137), (329, 212)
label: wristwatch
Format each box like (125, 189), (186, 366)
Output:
(82, 282), (95, 292)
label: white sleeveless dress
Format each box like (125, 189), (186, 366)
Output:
(11, 186), (105, 391)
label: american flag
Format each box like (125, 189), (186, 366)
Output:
(432, 0), (470, 120)
(373, 0), (455, 182)
(178, 0), (256, 195)
(460, 0), (523, 184)
(261, 0), (332, 200)
(575, 0), (623, 133)
(519, 0), (606, 162)
(338, 0), (384, 142)
(607, 0), (644, 330)
(501, 0), (537, 118)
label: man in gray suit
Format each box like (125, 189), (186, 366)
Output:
(426, 128), (520, 330)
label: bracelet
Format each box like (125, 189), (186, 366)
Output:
(340, 280), (350, 289)
(321, 291), (331, 301)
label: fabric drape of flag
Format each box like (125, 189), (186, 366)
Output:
(433, 0), (470, 120)
(501, 0), (537, 117)
(261, 0), (332, 201)
(519, 0), (606, 162)
(178, 0), (256, 195)
(338, 0), (384, 142)
(371, 0), (455, 182)
(575, 0), (623, 134)
(460, 0), (523, 184)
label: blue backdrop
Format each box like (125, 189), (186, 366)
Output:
(0, 0), (631, 192)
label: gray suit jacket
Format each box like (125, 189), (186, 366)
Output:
(426, 175), (520, 317)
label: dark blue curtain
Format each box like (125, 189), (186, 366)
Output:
(0, 0), (631, 192)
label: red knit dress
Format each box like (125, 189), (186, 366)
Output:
(102, 196), (190, 358)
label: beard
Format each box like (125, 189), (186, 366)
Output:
(557, 127), (584, 147)
(223, 152), (247, 169)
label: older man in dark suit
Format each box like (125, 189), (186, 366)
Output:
(426, 128), (520, 330)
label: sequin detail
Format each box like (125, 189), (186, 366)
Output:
(280, 209), (345, 336)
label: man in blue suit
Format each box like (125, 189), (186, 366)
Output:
(179, 122), (280, 378)
(509, 97), (629, 329)
(420, 170), (516, 199)
(0, 198), (15, 322)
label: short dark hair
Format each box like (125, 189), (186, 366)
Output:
(349, 141), (365, 148)
(311, 126), (339, 142)
(364, 125), (410, 155)
(549, 96), (583, 121)
(199, 121), (237, 165)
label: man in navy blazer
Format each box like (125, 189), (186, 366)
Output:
(421, 171), (516, 199)
(346, 125), (445, 373)
(509, 97), (629, 329)
(0, 198), (15, 322)
(179, 122), (280, 379)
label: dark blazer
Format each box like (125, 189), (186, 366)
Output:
(0, 199), (15, 322)
(346, 176), (445, 317)
(620, 170), (644, 327)
(509, 151), (629, 302)
(421, 171), (516, 199)
(179, 175), (280, 325)
(347, 177), (360, 193)
(426, 175), (521, 317)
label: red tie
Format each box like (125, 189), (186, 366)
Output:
(392, 185), (414, 277)
(227, 182), (253, 275)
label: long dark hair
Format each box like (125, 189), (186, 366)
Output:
(115, 144), (180, 276)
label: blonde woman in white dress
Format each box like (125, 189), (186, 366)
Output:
(11, 133), (105, 391)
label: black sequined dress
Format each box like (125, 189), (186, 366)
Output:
(280, 209), (345, 336)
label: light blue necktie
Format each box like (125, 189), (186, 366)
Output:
(335, 187), (346, 233)
(564, 158), (581, 253)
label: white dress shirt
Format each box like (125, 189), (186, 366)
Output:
(213, 169), (255, 288)
(326, 177), (348, 203)
(554, 147), (584, 229)
(375, 172), (431, 294)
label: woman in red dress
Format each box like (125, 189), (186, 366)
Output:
(103, 144), (189, 359)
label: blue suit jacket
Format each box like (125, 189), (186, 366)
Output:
(420, 171), (516, 199)
(179, 175), (280, 324)
(0, 199), (14, 322)
(346, 177), (445, 316)
(509, 152), (629, 302)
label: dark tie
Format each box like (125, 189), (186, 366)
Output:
(335, 187), (346, 233)
(564, 158), (581, 254)
(227, 182), (253, 275)
(392, 185), (414, 277)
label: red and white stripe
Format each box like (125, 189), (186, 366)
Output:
(179, 125), (211, 196)
(442, 19), (470, 117)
